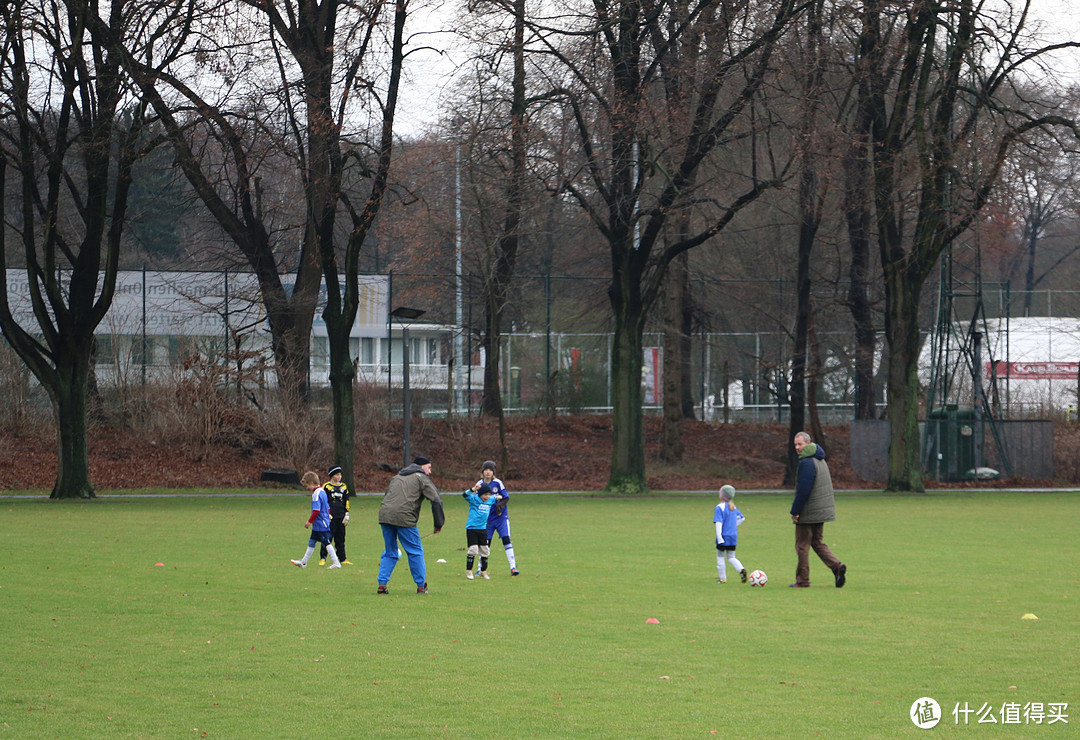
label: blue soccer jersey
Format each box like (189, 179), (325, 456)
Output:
(714, 503), (745, 547)
(463, 491), (498, 529)
(483, 477), (509, 525)
(311, 488), (331, 532)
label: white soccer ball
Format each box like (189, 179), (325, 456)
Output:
(748, 569), (768, 587)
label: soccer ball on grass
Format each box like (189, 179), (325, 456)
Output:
(748, 569), (768, 587)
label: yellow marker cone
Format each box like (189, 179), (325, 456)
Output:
(1021, 613), (1039, 620)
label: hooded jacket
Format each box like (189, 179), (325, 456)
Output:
(379, 463), (446, 530)
(790, 443), (836, 524)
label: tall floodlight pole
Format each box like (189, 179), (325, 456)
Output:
(454, 125), (465, 415)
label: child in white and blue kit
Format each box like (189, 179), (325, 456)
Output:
(714, 484), (746, 583)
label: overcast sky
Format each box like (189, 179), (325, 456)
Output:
(392, 0), (1080, 139)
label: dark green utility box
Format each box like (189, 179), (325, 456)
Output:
(925, 404), (977, 481)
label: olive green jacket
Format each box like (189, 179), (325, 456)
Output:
(378, 464), (446, 530)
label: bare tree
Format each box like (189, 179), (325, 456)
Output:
(461, 0), (530, 474)
(0, 0), (180, 497)
(535, 0), (802, 493)
(998, 118), (1080, 313)
(119, 3), (323, 407)
(319, 0), (408, 480)
(118, 0), (408, 484)
(856, 0), (1080, 490)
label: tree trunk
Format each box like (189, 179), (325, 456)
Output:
(607, 286), (648, 494)
(680, 305), (695, 419)
(883, 262), (926, 492)
(50, 353), (95, 499)
(1023, 226), (1037, 316)
(807, 325), (825, 445)
(481, 302), (506, 419)
(326, 322), (356, 484)
(785, 0), (824, 485)
(272, 321), (315, 404)
(785, 236), (810, 486)
(843, 107), (877, 420)
(479, 0), (526, 453)
(660, 251), (689, 462)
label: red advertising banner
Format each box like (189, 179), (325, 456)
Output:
(990, 361), (1079, 380)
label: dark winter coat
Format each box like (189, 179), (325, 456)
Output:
(790, 443), (836, 524)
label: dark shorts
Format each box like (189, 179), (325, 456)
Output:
(716, 544), (737, 552)
(309, 529), (332, 545)
(466, 529), (489, 547)
(487, 518), (510, 541)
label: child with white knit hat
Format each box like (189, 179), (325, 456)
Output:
(714, 484), (747, 583)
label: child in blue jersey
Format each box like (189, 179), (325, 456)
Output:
(291, 471), (341, 569)
(479, 460), (519, 577)
(463, 482), (504, 579)
(714, 484), (746, 583)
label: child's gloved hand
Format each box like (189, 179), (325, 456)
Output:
(343, 512), (350, 526)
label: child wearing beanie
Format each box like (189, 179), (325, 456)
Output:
(714, 485), (747, 583)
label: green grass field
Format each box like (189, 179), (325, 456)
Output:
(1, 491), (1077, 738)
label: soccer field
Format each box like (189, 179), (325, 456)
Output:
(1, 491), (1076, 738)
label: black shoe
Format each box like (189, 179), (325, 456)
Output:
(377, 584), (389, 595)
(834, 564), (847, 588)
(416, 583), (428, 594)
(740, 568), (748, 584)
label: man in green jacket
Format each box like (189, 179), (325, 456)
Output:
(790, 432), (847, 589)
(377, 456), (445, 594)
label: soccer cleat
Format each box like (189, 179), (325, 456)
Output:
(834, 564), (847, 588)
(342, 559), (353, 565)
(318, 559), (326, 566)
(788, 583), (810, 588)
(740, 568), (748, 584)
(377, 584), (389, 595)
(466, 571), (474, 580)
(480, 571), (490, 580)
(328, 563), (341, 569)
(717, 578), (727, 584)
(291, 559), (305, 568)
(510, 568), (520, 576)
(416, 583), (428, 594)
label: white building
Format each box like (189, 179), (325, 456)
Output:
(3, 269), (474, 391)
(921, 316), (1080, 415)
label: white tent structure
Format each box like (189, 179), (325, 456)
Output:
(920, 316), (1080, 417)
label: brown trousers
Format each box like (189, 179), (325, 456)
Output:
(794, 522), (841, 586)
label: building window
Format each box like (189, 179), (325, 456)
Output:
(311, 336), (329, 368)
(95, 335), (115, 365)
(130, 336), (155, 366)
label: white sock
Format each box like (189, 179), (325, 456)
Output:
(300, 545), (315, 566)
(326, 544), (341, 567)
(727, 553), (744, 573)
(505, 545), (517, 569)
(717, 552), (727, 580)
